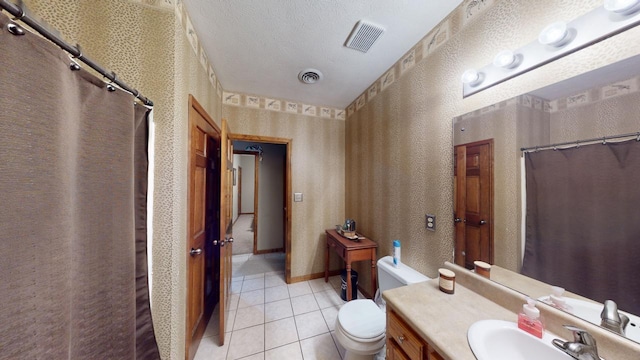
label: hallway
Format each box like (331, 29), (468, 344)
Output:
(233, 214), (255, 255)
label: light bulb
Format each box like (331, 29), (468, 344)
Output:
(461, 69), (481, 86)
(604, 0), (640, 14)
(493, 50), (517, 68)
(538, 22), (569, 47)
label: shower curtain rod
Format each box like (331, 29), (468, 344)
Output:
(0, 0), (153, 107)
(520, 131), (640, 152)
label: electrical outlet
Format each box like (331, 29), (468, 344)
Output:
(426, 214), (436, 231)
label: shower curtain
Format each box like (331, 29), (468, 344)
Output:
(521, 140), (640, 315)
(0, 12), (159, 359)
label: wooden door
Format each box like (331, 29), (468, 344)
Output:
(454, 139), (493, 269)
(186, 96), (220, 359)
(217, 118), (234, 343)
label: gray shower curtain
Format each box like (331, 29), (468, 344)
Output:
(0, 12), (159, 359)
(521, 140), (640, 315)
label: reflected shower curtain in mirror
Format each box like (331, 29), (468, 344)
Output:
(521, 140), (640, 315)
(0, 12), (159, 360)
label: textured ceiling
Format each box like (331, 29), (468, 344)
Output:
(183, 0), (463, 109)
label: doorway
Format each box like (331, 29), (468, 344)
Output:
(230, 135), (292, 283)
(454, 139), (494, 269)
(231, 152), (258, 255)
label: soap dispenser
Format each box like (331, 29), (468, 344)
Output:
(549, 286), (573, 313)
(518, 298), (544, 338)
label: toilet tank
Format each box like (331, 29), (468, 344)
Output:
(377, 256), (430, 292)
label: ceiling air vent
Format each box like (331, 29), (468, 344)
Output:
(298, 69), (323, 84)
(345, 21), (385, 53)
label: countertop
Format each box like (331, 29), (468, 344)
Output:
(383, 278), (532, 360)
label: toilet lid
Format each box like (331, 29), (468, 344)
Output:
(338, 299), (385, 339)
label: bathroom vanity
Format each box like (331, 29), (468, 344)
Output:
(382, 262), (640, 360)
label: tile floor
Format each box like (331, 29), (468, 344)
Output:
(194, 253), (366, 360)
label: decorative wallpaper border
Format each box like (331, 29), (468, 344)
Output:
(222, 92), (346, 120)
(346, 0), (496, 118)
(548, 75), (640, 113)
(170, 0), (345, 119)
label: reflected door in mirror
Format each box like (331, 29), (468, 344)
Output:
(454, 140), (493, 269)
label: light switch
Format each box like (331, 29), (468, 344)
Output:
(294, 193), (303, 202)
(426, 214), (436, 231)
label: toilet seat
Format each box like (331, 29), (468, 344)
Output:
(337, 299), (386, 341)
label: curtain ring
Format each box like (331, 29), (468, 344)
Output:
(105, 72), (117, 92)
(72, 44), (83, 60)
(602, 137), (607, 145)
(636, 132), (640, 142)
(6, 23), (25, 36)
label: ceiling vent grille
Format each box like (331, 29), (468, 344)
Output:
(298, 69), (323, 84)
(345, 21), (385, 53)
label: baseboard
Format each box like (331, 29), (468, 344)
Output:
(289, 269), (341, 283)
(255, 248), (284, 255)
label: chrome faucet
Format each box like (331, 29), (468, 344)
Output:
(600, 299), (629, 336)
(552, 325), (601, 360)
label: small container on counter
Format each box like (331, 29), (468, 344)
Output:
(473, 260), (492, 279)
(438, 268), (456, 294)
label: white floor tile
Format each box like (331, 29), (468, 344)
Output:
(238, 289), (265, 308)
(229, 293), (241, 310)
(194, 332), (231, 360)
(226, 309), (237, 333)
(238, 353), (264, 360)
(227, 324), (265, 360)
(328, 276), (342, 290)
(308, 278), (334, 293)
(321, 306), (340, 332)
(244, 273), (265, 280)
(242, 278), (265, 292)
(265, 274), (287, 288)
(300, 333), (341, 360)
(265, 285), (289, 303)
(331, 331), (346, 360)
(265, 317), (299, 350)
(288, 281), (312, 298)
(234, 304), (265, 330)
(203, 310), (220, 338)
(291, 293), (320, 315)
(295, 311), (329, 340)
(264, 299), (293, 322)
(265, 342), (303, 360)
(231, 280), (243, 295)
(314, 289), (344, 309)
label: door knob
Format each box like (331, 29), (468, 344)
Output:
(228, 237), (234, 243)
(461, 251), (466, 256)
(479, 220), (487, 225)
(213, 240), (218, 245)
(454, 217), (462, 223)
(220, 240), (226, 247)
(190, 248), (202, 256)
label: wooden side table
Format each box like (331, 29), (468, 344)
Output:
(324, 229), (378, 301)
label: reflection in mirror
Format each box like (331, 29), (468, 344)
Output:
(453, 54), (640, 343)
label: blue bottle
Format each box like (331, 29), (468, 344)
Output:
(393, 240), (401, 268)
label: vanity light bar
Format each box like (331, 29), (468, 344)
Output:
(462, 2), (640, 98)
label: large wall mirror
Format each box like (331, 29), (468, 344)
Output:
(453, 53), (640, 343)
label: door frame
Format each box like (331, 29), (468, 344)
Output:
(230, 134), (292, 283)
(186, 95), (221, 360)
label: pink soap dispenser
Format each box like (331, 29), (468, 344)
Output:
(518, 298), (544, 338)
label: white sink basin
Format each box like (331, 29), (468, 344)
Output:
(468, 320), (570, 360)
(539, 296), (640, 342)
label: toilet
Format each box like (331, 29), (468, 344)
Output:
(334, 256), (430, 360)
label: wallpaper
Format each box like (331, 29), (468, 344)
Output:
(345, 0), (640, 289)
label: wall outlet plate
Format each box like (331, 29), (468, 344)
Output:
(426, 214), (436, 231)
(294, 192), (303, 202)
